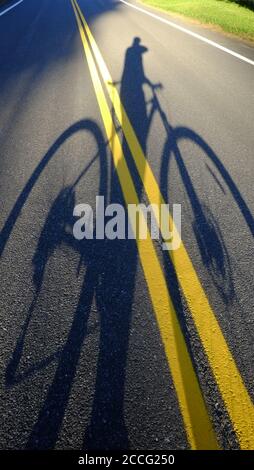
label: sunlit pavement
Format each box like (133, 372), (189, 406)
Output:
(0, 0), (253, 450)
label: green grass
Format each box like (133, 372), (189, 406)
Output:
(140, 0), (254, 40)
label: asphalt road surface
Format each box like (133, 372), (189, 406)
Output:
(0, 0), (253, 451)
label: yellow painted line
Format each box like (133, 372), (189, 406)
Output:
(71, 0), (218, 450)
(73, 0), (254, 449)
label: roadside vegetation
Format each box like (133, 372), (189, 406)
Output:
(141, 0), (254, 40)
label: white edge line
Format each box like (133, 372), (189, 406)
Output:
(0, 0), (24, 17)
(119, 0), (254, 66)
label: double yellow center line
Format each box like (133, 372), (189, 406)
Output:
(71, 0), (254, 449)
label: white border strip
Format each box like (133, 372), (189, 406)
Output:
(0, 0), (24, 17)
(119, 0), (254, 66)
